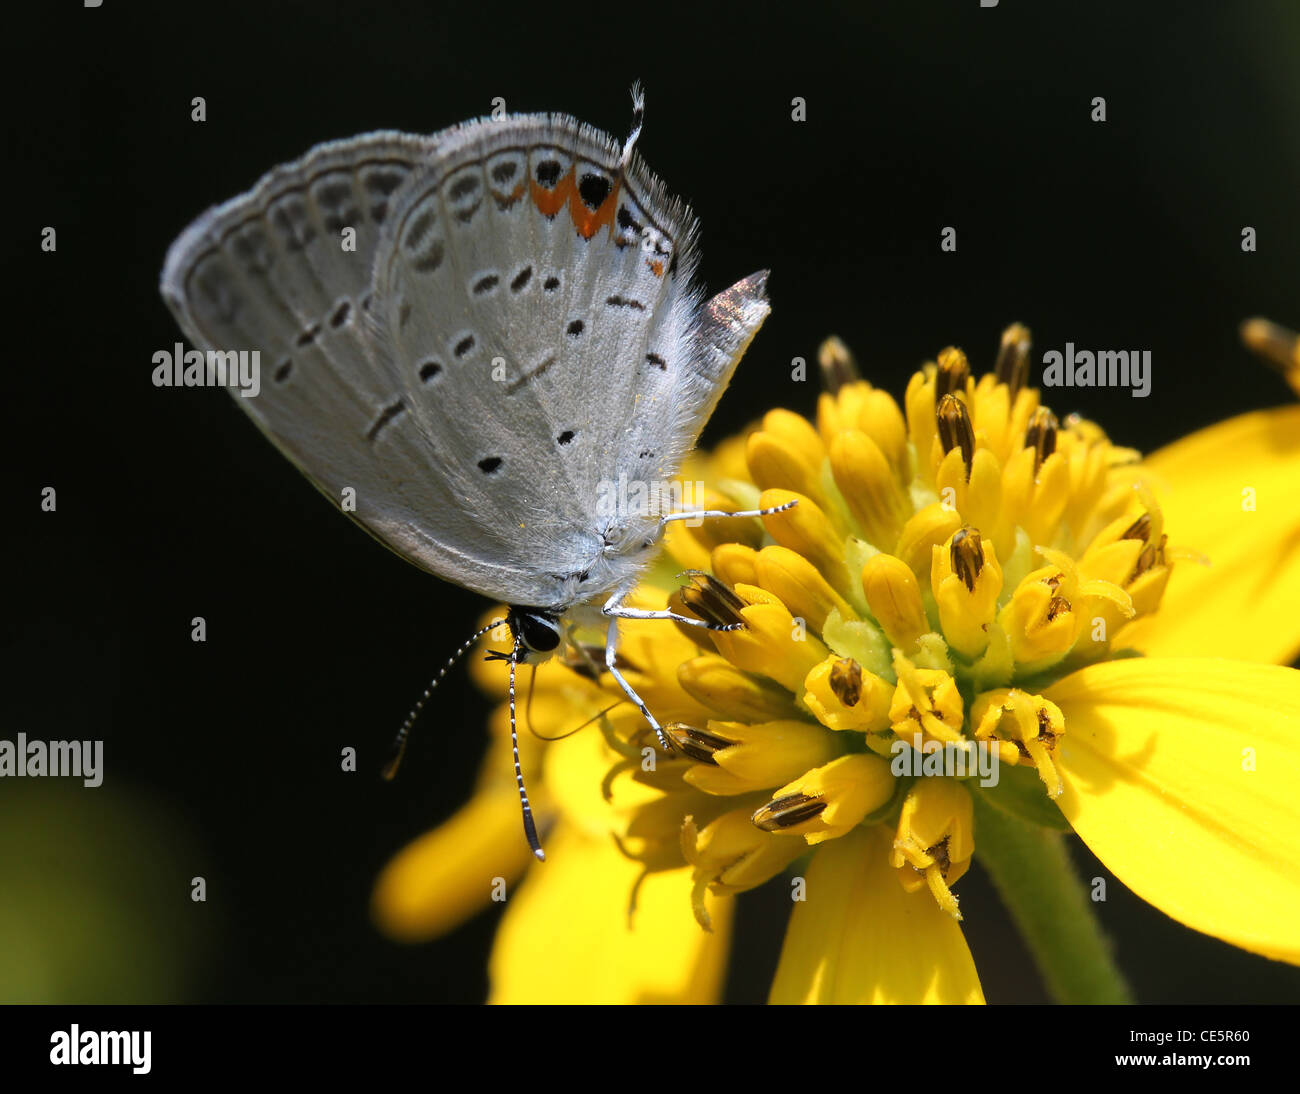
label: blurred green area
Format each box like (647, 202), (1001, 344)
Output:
(0, 781), (208, 1002)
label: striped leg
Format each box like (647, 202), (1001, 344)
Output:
(603, 614), (671, 751)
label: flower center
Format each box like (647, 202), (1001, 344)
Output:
(583, 325), (1174, 926)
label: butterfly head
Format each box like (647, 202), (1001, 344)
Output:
(502, 605), (563, 663)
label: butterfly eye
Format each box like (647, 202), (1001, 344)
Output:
(511, 608), (561, 653)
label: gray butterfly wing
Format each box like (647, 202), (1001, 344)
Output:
(159, 130), (561, 605)
(369, 114), (771, 608)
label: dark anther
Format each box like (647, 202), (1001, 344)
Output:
(828, 658), (863, 707)
(664, 722), (731, 765)
(936, 394), (976, 481)
(1121, 513), (1152, 543)
(1024, 407), (1059, 475)
(995, 322), (1033, 398)
(753, 793), (827, 832)
(818, 336), (860, 394)
(935, 346), (970, 400)
(678, 571), (747, 630)
(1045, 595), (1072, 622)
(950, 526), (985, 592)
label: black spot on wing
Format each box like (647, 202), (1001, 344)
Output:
(412, 241), (445, 272)
(366, 399), (407, 443)
(578, 172), (611, 210)
(535, 160), (562, 188)
(449, 175), (481, 200)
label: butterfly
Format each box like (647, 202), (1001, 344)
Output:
(160, 88), (781, 858)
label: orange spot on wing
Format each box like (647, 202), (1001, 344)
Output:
(568, 178), (621, 240)
(648, 259), (664, 277)
(496, 180), (528, 208)
(530, 167), (574, 218)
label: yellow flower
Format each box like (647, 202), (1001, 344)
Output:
(1121, 318), (1300, 664)
(373, 324), (1300, 1004)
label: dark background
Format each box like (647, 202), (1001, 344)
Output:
(4, 0), (1298, 1004)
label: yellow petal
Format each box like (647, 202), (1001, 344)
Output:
(1125, 405), (1300, 664)
(754, 545), (856, 632)
(1047, 657), (1300, 965)
(371, 789), (537, 942)
(747, 410), (829, 505)
(682, 807), (807, 908)
(677, 654), (798, 721)
(829, 429), (909, 548)
(684, 718), (842, 796)
(757, 753), (896, 844)
(895, 502), (963, 579)
(759, 489), (853, 597)
(861, 552), (928, 652)
(711, 542), (760, 588)
(711, 598), (830, 693)
(488, 823), (733, 1003)
(803, 655), (893, 733)
(769, 825), (984, 1003)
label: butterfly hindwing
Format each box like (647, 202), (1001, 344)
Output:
(370, 114), (733, 601)
(160, 131), (558, 604)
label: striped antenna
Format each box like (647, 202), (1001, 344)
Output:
(509, 634), (546, 861)
(381, 617), (506, 781)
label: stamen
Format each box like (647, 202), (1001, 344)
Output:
(994, 322), (1032, 397)
(1132, 533), (1168, 580)
(934, 346), (970, 400)
(1045, 595), (1072, 621)
(678, 570), (748, 629)
(925, 838), (952, 878)
(664, 722), (731, 764)
(1121, 512), (1152, 543)
(1240, 317), (1300, 393)
(935, 394), (975, 481)
(1037, 707), (1059, 745)
(818, 335), (860, 393)
(752, 793), (827, 832)
(828, 658), (863, 707)
(1024, 406), (1058, 475)
(949, 526), (985, 592)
